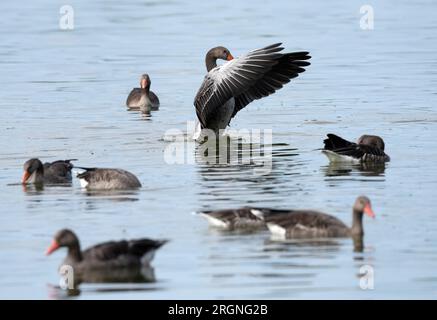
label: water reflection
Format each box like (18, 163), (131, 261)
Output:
(74, 266), (156, 285)
(82, 189), (140, 202)
(199, 230), (376, 297)
(264, 238), (342, 249)
(47, 284), (81, 299)
(140, 111), (152, 119)
(322, 162), (386, 178)
(126, 107), (155, 120)
(21, 182), (73, 193)
(200, 234), (345, 293)
(47, 266), (157, 298)
(195, 139), (303, 208)
(21, 183), (44, 193)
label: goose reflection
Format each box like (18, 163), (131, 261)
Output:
(322, 161), (386, 178)
(82, 189), (140, 203)
(21, 182), (74, 193)
(22, 183), (44, 193)
(261, 237), (372, 293)
(266, 234), (365, 253)
(126, 107), (153, 120)
(47, 266), (156, 299)
(194, 137), (302, 207)
(73, 265), (156, 285)
(195, 135), (270, 168)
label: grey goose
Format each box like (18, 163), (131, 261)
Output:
(76, 167), (142, 190)
(126, 74), (160, 112)
(46, 229), (167, 283)
(193, 43), (310, 140)
(22, 158), (75, 185)
(323, 134), (390, 163)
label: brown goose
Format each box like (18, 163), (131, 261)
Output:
(259, 196), (375, 242)
(22, 158), (74, 185)
(76, 168), (142, 190)
(193, 43), (310, 139)
(46, 229), (167, 278)
(322, 134), (390, 163)
(197, 207), (291, 230)
(126, 74), (160, 112)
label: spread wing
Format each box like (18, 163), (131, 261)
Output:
(232, 51), (310, 118)
(194, 43), (310, 128)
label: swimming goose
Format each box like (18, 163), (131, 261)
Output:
(193, 43), (310, 139)
(46, 229), (167, 276)
(322, 133), (390, 163)
(258, 196), (375, 240)
(126, 74), (160, 112)
(22, 158), (74, 184)
(76, 168), (142, 190)
(197, 207), (291, 230)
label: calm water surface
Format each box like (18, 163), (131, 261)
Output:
(1, 0), (437, 299)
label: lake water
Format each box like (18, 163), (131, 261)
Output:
(1, 0), (436, 299)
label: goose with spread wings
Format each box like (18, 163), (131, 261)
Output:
(193, 43), (311, 139)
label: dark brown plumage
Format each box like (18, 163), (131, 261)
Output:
(126, 74), (159, 112)
(199, 197), (375, 249)
(22, 158), (74, 185)
(198, 207), (293, 230)
(263, 196), (375, 241)
(46, 229), (168, 280)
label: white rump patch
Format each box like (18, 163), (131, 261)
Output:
(79, 178), (89, 188)
(250, 209), (265, 220)
(267, 223), (287, 237)
(322, 150), (360, 163)
(199, 213), (229, 228)
(141, 250), (156, 265)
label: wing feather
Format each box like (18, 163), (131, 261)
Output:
(194, 43), (310, 128)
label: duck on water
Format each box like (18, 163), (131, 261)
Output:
(126, 73), (160, 113)
(46, 229), (168, 284)
(322, 133), (390, 163)
(198, 196), (375, 252)
(21, 158), (75, 185)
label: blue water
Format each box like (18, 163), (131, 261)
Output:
(0, 0), (437, 299)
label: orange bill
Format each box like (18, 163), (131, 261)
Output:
(227, 53), (234, 61)
(363, 203), (375, 218)
(46, 240), (60, 255)
(21, 171), (31, 184)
